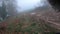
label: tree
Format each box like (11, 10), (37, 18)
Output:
(0, 0), (7, 20)
(6, 0), (17, 16)
(48, 0), (60, 12)
(0, 0), (17, 21)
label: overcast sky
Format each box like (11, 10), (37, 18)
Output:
(0, 0), (46, 12)
(16, 0), (45, 12)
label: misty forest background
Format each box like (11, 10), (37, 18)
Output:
(0, 0), (59, 34)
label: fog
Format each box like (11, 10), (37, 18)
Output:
(0, 0), (49, 21)
(16, 0), (45, 12)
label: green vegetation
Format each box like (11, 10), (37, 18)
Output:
(6, 15), (58, 34)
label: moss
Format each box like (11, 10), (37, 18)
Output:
(31, 23), (36, 26)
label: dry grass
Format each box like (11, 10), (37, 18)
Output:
(0, 8), (60, 34)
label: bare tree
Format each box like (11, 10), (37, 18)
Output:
(6, 0), (17, 16)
